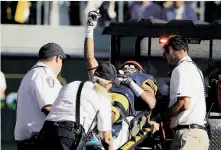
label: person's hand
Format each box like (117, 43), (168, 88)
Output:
(118, 75), (133, 85)
(150, 121), (160, 135)
(118, 75), (145, 97)
(87, 10), (101, 29)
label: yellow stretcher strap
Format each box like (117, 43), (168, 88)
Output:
(120, 127), (151, 150)
(120, 112), (152, 150)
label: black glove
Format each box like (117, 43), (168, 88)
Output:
(118, 75), (133, 86)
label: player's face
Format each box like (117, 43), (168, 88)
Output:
(122, 64), (137, 74)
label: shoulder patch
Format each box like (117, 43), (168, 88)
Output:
(46, 77), (55, 88)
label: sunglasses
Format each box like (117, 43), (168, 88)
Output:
(162, 46), (170, 58)
(59, 56), (65, 63)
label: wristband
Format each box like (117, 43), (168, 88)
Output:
(86, 26), (94, 38)
(129, 80), (144, 97)
(87, 66), (98, 71)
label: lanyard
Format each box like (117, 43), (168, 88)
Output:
(177, 59), (206, 97)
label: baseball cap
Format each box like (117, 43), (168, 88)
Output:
(94, 62), (120, 85)
(38, 43), (70, 59)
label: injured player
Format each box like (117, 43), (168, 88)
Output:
(84, 10), (159, 149)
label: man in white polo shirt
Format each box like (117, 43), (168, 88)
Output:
(161, 35), (209, 150)
(14, 43), (69, 150)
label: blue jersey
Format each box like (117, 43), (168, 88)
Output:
(110, 72), (156, 115)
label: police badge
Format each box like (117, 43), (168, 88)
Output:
(46, 77), (55, 88)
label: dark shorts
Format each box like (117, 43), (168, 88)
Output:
(16, 134), (39, 150)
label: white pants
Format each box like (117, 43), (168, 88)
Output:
(113, 116), (134, 149)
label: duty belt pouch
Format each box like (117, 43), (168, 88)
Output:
(72, 82), (98, 150)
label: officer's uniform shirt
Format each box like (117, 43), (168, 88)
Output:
(169, 56), (206, 128)
(14, 61), (62, 140)
(0, 71), (7, 95)
(46, 81), (112, 133)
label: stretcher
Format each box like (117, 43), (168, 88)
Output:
(86, 111), (153, 150)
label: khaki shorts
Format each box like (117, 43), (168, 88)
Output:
(170, 128), (209, 150)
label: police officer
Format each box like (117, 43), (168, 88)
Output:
(14, 43), (69, 150)
(38, 62), (117, 150)
(161, 35), (209, 150)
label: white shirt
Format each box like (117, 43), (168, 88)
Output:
(46, 81), (112, 133)
(0, 71), (7, 99)
(0, 71), (7, 90)
(14, 61), (62, 140)
(175, 5), (184, 19)
(169, 56), (206, 128)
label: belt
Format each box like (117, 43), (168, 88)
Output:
(44, 121), (83, 132)
(16, 134), (38, 145)
(43, 121), (85, 140)
(173, 124), (206, 131)
(16, 139), (35, 145)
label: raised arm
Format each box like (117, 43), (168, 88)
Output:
(84, 10), (101, 79)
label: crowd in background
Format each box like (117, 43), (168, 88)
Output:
(1, 1), (221, 26)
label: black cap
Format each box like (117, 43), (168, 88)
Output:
(38, 43), (70, 59)
(94, 62), (120, 85)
